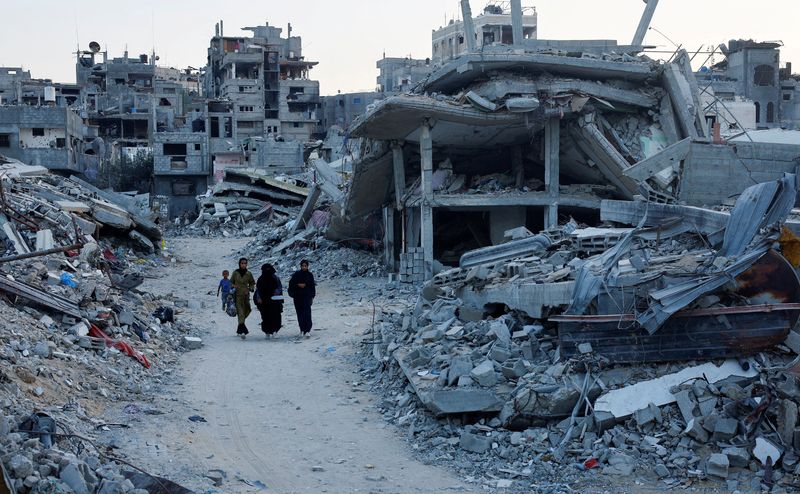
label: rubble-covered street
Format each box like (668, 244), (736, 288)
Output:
(3, 0), (800, 493)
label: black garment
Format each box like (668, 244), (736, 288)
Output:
(255, 268), (283, 335)
(288, 270), (316, 333)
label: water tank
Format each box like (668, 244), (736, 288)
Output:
(43, 86), (56, 103)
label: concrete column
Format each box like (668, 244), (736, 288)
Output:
(405, 207), (420, 251)
(383, 207), (396, 271)
(544, 117), (560, 229)
(391, 142), (406, 210)
(632, 0), (660, 46)
(460, 0), (476, 52)
(420, 121), (434, 280)
(511, 145), (524, 188)
(511, 0), (524, 45)
(232, 63), (236, 79)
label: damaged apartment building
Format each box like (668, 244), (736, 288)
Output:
(204, 21), (320, 178)
(335, 0), (800, 284)
(0, 67), (83, 171)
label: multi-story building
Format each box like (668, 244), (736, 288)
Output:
(204, 21), (321, 169)
(0, 67), (83, 171)
(376, 57), (433, 94)
(431, 2), (538, 66)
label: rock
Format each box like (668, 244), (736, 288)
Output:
(8, 454), (33, 478)
(470, 360), (497, 387)
(577, 342), (593, 354)
(684, 418), (709, 443)
(753, 437), (782, 466)
(654, 463), (670, 478)
(603, 453), (635, 476)
(712, 418), (739, 442)
(489, 343), (511, 363)
(707, 453), (729, 479)
(421, 328), (445, 343)
(311, 466), (325, 472)
(32, 341), (52, 359)
(723, 447), (750, 468)
(97, 479), (129, 494)
(181, 336), (203, 350)
(59, 463), (89, 494)
(117, 311), (135, 326)
(14, 366), (36, 384)
(633, 403), (662, 427)
(460, 432), (492, 453)
(447, 356), (473, 386)
(777, 399), (798, 446)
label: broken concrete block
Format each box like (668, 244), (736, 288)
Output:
(447, 356), (473, 386)
(753, 437), (782, 466)
(777, 399), (798, 446)
(722, 447), (750, 468)
(603, 453), (635, 476)
(706, 453), (729, 479)
(489, 343), (511, 363)
(577, 342), (593, 354)
(421, 328), (445, 343)
(633, 403), (662, 427)
(684, 418), (709, 443)
(674, 389), (697, 425)
(460, 431), (492, 453)
(181, 337), (202, 350)
(712, 418), (738, 442)
(470, 360), (497, 387)
(501, 359), (527, 380)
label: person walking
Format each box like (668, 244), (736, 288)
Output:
(255, 263), (283, 339)
(288, 259), (316, 338)
(230, 257), (255, 339)
(217, 270), (232, 310)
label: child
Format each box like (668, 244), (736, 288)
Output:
(217, 270), (232, 310)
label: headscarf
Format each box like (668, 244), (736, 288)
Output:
(237, 258), (249, 276)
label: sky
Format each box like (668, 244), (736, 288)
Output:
(1, 1), (798, 96)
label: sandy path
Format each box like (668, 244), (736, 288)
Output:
(117, 236), (465, 493)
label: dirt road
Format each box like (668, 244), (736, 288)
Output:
(113, 237), (465, 493)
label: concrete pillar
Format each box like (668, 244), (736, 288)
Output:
(383, 207), (396, 271)
(391, 142), (406, 210)
(511, 145), (524, 188)
(405, 207), (420, 251)
(544, 117), (560, 229)
(632, 0), (660, 46)
(232, 63), (236, 79)
(460, 0), (476, 52)
(490, 207), (527, 245)
(420, 121), (434, 280)
(511, 0), (524, 45)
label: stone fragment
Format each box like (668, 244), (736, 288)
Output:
(470, 360), (497, 387)
(181, 336), (203, 350)
(460, 432), (492, 453)
(723, 447), (750, 468)
(706, 453), (729, 479)
(684, 418), (709, 443)
(603, 453), (635, 476)
(654, 463), (670, 478)
(712, 418), (738, 442)
(421, 328), (445, 343)
(577, 342), (593, 354)
(777, 399), (798, 446)
(753, 437), (782, 465)
(60, 463), (89, 494)
(8, 454), (33, 478)
(447, 356), (473, 386)
(32, 341), (52, 359)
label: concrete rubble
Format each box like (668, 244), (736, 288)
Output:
(0, 168), (199, 492)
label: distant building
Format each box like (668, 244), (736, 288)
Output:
(697, 39), (800, 131)
(376, 57), (433, 93)
(431, 2), (538, 66)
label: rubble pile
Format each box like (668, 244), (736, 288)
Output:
(0, 169), (200, 492)
(238, 221), (385, 281)
(358, 176), (800, 492)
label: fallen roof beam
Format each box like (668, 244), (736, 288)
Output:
(623, 137), (691, 181)
(406, 192), (603, 210)
(601, 199), (729, 234)
(571, 121), (639, 199)
(0, 274), (81, 318)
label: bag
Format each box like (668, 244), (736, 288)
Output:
(225, 293), (237, 317)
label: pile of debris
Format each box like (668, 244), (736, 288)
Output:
(0, 166), (199, 492)
(359, 176), (800, 492)
(191, 168), (308, 234)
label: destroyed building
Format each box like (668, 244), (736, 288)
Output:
(203, 21), (320, 173)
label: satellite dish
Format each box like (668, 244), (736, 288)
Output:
(89, 41), (101, 53)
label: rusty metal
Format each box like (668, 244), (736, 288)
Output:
(557, 250), (800, 363)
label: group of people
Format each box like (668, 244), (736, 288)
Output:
(217, 258), (316, 340)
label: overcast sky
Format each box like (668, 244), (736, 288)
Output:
(1, 1), (798, 95)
